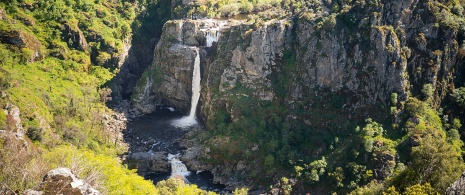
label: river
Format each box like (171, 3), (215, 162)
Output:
(124, 107), (225, 192)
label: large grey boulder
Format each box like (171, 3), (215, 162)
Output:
(23, 168), (100, 195)
(125, 152), (170, 175)
(447, 171), (465, 195)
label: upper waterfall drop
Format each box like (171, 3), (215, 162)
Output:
(202, 19), (227, 47)
(171, 48), (201, 128)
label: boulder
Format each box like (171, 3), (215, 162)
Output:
(23, 168), (100, 195)
(447, 171), (465, 195)
(5, 104), (24, 133)
(125, 152), (170, 175)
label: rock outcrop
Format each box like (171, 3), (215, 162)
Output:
(125, 152), (170, 175)
(4, 104), (24, 134)
(0, 28), (42, 62)
(23, 168), (100, 195)
(131, 0), (464, 188)
(134, 0), (461, 122)
(64, 23), (88, 51)
(132, 19), (231, 114)
(447, 171), (465, 195)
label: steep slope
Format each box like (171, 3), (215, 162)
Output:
(133, 0), (465, 193)
(0, 1), (222, 194)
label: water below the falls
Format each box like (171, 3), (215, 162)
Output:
(126, 107), (225, 192)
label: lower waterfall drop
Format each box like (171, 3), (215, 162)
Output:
(167, 154), (190, 179)
(172, 47), (201, 128)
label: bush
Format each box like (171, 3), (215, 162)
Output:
(240, 0), (254, 13)
(95, 51), (111, 67)
(421, 84), (434, 101)
(451, 87), (465, 108)
(26, 126), (43, 141)
(390, 93), (398, 105)
(219, 3), (240, 17)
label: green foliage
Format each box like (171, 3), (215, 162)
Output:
(295, 157), (327, 184)
(156, 178), (217, 195)
(0, 1), (179, 193)
(95, 51), (112, 67)
(0, 110), (6, 129)
(26, 126), (43, 141)
(44, 145), (159, 194)
(390, 93), (398, 105)
(218, 3), (241, 17)
(451, 87), (465, 108)
(391, 135), (464, 193)
(421, 84), (434, 102)
(349, 181), (384, 195)
(233, 187), (249, 195)
(403, 183), (439, 195)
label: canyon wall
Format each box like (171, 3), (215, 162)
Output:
(133, 0), (461, 126)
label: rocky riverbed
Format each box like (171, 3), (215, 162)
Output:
(114, 105), (227, 192)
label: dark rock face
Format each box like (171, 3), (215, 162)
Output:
(446, 172), (465, 195)
(109, 36), (159, 102)
(125, 152), (170, 175)
(0, 29), (42, 61)
(64, 23), (88, 51)
(23, 168), (100, 195)
(131, 19), (229, 114)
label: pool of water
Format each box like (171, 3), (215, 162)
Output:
(125, 107), (225, 192)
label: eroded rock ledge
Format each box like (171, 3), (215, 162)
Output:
(24, 168), (100, 195)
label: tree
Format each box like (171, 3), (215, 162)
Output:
(401, 135), (465, 192)
(390, 93), (398, 105)
(421, 84), (434, 102)
(451, 87), (465, 108)
(404, 183), (439, 195)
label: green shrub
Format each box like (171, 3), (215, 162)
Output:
(26, 126), (43, 141)
(219, 3), (240, 17)
(95, 51), (111, 67)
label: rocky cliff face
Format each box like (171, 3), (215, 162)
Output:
(131, 0), (464, 188)
(134, 0), (460, 122)
(447, 171), (465, 195)
(132, 19), (233, 114)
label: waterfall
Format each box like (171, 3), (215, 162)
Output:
(172, 48), (200, 128)
(189, 48), (201, 118)
(205, 30), (219, 47)
(167, 154), (190, 179)
(203, 20), (227, 47)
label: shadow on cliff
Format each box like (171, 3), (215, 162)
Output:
(106, 0), (171, 103)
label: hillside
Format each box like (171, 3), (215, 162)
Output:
(2, 0), (465, 194)
(0, 0), (217, 194)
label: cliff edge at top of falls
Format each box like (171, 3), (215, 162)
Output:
(131, 19), (245, 114)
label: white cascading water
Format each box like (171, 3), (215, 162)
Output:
(205, 31), (219, 47)
(167, 154), (190, 179)
(203, 20), (226, 47)
(171, 48), (201, 128)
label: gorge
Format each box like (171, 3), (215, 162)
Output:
(2, 0), (465, 194)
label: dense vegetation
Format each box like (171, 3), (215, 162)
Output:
(0, 0), (220, 194)
(2, 0), (465, 194)
(191, 0), (465, 194)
